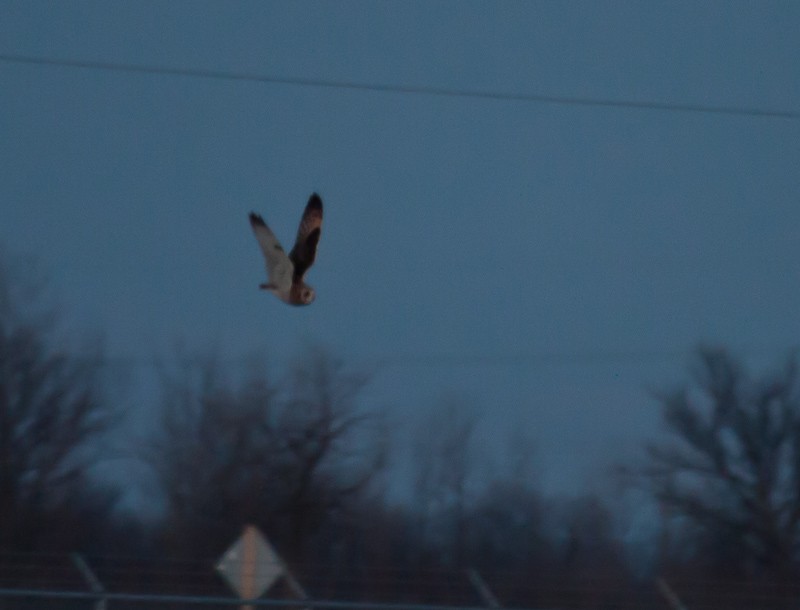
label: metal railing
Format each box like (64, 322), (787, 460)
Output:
(0, 588), (548, 610)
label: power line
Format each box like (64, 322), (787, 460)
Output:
(1, 52), (797, 120)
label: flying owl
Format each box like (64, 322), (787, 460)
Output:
(249, 193), (323, 306)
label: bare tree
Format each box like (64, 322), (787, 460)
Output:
(139, 351), (280, 554)
(276, 347), (387, 558)
(0, 250), (117, 550)
(143, 346), (386, 558)
(466, 478), (547, 571)
(412, 398), (478, 567)
(636, 347), (800, 577)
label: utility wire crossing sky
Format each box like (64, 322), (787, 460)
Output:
(1, 53), (797, 120)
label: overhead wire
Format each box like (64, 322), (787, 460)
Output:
(1, 52), (796, 370)
(0, 53), (797, 120)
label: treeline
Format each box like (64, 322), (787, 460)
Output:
(2, 250), (800, 608)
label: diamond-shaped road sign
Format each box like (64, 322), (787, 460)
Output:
(216, 525), (284, 600)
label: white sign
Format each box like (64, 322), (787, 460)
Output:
(216, 525), (284, 600)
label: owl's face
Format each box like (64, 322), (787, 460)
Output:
(301, 286), (316, 304)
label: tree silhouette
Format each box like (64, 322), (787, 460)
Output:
(638, 347), (800, 577)
(412, 399), (478, 567)
(143, 346), (386, 559)
(0, 250), (117, 551)
(276, 348), (387, 558)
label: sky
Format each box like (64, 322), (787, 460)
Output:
(1, 1), (799, 503)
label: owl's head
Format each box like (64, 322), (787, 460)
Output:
(300, 286), (316, 305)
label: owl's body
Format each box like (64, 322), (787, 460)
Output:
(249, 193), (323, 306)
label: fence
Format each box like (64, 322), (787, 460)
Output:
(0, 588), (554, 610)
(2, 552), (800, 610)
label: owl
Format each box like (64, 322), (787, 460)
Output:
(249, 193), (323, 306)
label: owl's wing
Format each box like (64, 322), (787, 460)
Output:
(249, 213), (293, 291)
(288, 193), (323, 280)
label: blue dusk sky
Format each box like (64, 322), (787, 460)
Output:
(1, 1), (798, 500)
